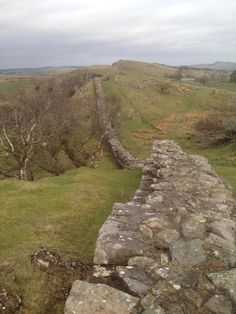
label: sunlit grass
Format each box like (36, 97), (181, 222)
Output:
(0, 155), (141, 313)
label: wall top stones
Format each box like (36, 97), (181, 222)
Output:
(66, 140), (236, 314)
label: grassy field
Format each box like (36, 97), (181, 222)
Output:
(209, 81), (236, 92)
(0, 155), (141, 313)
(0, 77), (34, 101)
(0, 63), (236, 313)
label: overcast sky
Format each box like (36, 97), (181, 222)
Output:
(0, 0), (235, 68)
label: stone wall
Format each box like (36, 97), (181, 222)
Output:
(65, 140), (236, 314)
(94, 77), (143, 169)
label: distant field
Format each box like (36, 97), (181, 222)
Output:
(0, 77), (34, 101)
(209, 81), (236, 92)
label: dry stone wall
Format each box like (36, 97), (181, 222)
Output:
(66, 140), (236, 314)
(94, 77), (143, 169)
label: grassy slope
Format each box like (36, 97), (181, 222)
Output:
(0, 63), (236, 313)
(103, 61), (236, 191)
(0, 155), (140, 313)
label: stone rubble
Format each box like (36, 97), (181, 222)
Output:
(66, 140), (236, 313)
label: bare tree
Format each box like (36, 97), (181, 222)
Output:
(38, 75), (103, 172)
(0, 87), (53, 179)
(0, 70), (105, 180)
(0, 71), (106, 180)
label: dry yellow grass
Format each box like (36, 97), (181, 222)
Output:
(183, 110), (222, 134)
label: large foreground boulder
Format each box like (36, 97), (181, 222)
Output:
(65, 280), (139, 314)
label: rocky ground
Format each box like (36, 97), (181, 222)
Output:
(65, 140), (236, 314)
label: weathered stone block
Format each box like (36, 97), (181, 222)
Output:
(65, 280), (139, 314)
(170, 239), (206, 266)
(205, 295), (232, 314)
(208, 269), (236, 303)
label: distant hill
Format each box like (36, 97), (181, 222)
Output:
(112, 60), (176, 77)
(111, 60), (217, 79)
(0, 66), (83, 75)
(189, 62), (236, 72)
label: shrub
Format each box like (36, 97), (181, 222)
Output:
(230, 70), (236, 83)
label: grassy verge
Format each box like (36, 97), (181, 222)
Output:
(0, 155), (141, 313)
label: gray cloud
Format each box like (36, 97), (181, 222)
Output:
(0, 0), (235, 68)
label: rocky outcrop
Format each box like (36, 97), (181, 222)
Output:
(94, 77), (143, 169)
(66, 140), (236, 313)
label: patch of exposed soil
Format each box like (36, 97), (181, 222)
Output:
(183, 110), (222, 135)
(30, 248), (139, 312)
(133, 113), (175, 142)
(0, 289), (22, 314)
(151, 113), (175, 133)
(30, 247), (93, 313)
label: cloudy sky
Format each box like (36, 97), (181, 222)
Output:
(0, 0), (235, 68)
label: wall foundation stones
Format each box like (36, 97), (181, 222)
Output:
(66, 140), (236, 313)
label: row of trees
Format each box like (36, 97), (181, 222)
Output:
(0, 72), (104, 180)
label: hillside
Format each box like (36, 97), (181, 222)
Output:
(112, 60), (176, 77)
(104, 60), (236, 160)
(0, 60), (236, 313)
(190, 61), (236, 71)
(0, 66), (83, 75)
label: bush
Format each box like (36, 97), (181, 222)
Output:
(230, 70), (236, 83)
(158, 81), (171, 94)
(196, 76), (209, 86)
(193, 111), (236, 147)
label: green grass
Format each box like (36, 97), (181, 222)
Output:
(1, 64), (236, 313)
(209, 82), (236, 93)
(215, 165), (236, 194)
(0, 78), (33, 100)
(0, 155), (141, 313)
(101, 65), (236, 192)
